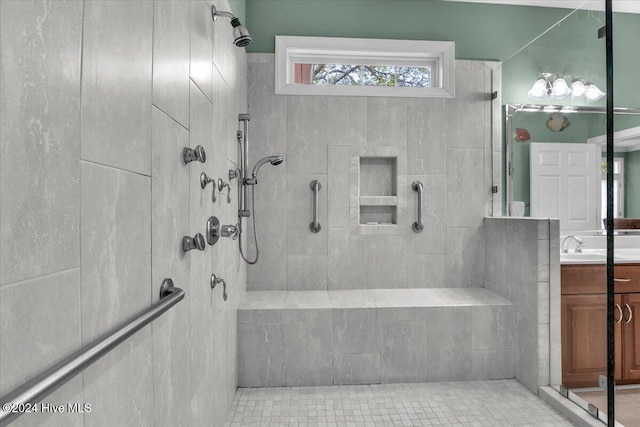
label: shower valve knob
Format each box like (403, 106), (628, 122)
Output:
(218, 179), (231, 203)
(183, 233), (206, 252)
(200, 172), (214, 189)
(220, 224), (239, 240)
(183, 145), (206, 164)
(206, 216), (220, 246)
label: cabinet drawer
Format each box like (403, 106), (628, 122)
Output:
(561, 264), (640, 294)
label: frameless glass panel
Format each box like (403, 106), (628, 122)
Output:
(498, 1), (640, 423)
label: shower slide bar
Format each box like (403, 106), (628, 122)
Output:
(412, 181), (424, 233)
(310, 180), (321, 233)
(0, 279), (185, 427)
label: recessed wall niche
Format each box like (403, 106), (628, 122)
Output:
(359, 157), (398, 225)
(348, 146), (407, 235)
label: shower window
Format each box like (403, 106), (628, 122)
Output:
(275, 36), (454, 98)
(295, 64), (432, 88)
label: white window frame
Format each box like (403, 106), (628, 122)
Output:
(275, 35), (455, 98)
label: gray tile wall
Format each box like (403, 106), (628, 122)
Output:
(247, 55), (499, 291)
(483, 217), (560, 393)
(0, 1), (247, 425)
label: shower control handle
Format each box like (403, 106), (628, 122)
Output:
(218, 179), (231, 203)
(206, 216), (220, 246)
(183, 233), (206, 252)
(183, 145), (206, 164)
(210, 273), (227, 301)
(200, 172), (214, 189)
(220, 224), (239, 240)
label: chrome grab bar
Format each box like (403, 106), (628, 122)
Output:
(310, 180), (321, 233)
(0, 279), (185, 426)
(412, 181), (424, 233)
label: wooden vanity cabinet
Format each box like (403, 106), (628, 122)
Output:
(623, 292), (640, 381)
(561, 264), (640, 388)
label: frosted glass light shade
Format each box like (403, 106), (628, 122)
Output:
(585, 83), (605, 102)
(527, 78), (548, 100)
(571, 80), (586, 99)
(550, 77), (571, 99)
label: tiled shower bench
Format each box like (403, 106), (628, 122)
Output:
(237, 288), (515, 387)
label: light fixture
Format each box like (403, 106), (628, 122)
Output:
(527, 78), (548, 100)
(211, 5), (252, 47)
(550, 77), (571, 99)
(527, 74), (604, 102)
(570, 80), (586, 99)
(585, 83), (606, 102)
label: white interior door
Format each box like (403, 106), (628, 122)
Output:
(530, 143), (601, 231)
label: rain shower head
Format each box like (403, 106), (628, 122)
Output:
(211, 6), (252, 47)
(252, 155), (284, 178)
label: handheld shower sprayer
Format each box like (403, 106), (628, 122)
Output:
(245, 156), (284, 185)
(236, 115), (284, 265)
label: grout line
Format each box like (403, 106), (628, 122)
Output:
(0, 267), (79, 290)
(79, 159), (151, 178)
(149, 1), (157, 425)
(78, 0), (87, 421)
(152, 104), (189, 132)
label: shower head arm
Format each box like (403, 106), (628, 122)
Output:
(211, 5), (235, 21)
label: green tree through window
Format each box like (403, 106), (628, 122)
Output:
(311, 64), (431, 87)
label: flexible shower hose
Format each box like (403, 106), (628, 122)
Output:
(239, 184), (259, 265)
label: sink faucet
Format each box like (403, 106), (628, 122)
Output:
(561, 235), (584, 253)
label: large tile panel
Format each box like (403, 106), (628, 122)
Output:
(366, 235), (407, 288)
(80, 162), (151, 340)
(425, 307), (472, 381)
(247, 60), (287, 119)
(446, 227), (484, 288)
(246, 200), (287, 290)
(238, 323), (285, 387)
(81, 0), (153, 175)
(407, 98), (446, 175)
(190, 0), (213, 101)
(328, 228), (367, 290)
(446, 148), (485, 228)
(381, 320), (427, 383)
(286, 96), (328, 173)
(327, 97), (367, 146)
(283, 309), (333, 386)
(366, 98), (407, 147)
(152, 0), (190, 128)
(0, 269), (81, 394)
(446, 67), (485, 149)
(0, 0), (82, 285)
(150, 107), (191, 427)
(82, 331), (154, 427)
(80, 162), (152, 427)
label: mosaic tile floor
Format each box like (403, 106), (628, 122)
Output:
(225, 380), (574, 426)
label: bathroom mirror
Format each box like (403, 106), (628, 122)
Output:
(504, 105), (640, 231)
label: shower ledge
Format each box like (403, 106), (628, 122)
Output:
(237, 288), (516, 387)
(239, 288), (512, 311)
